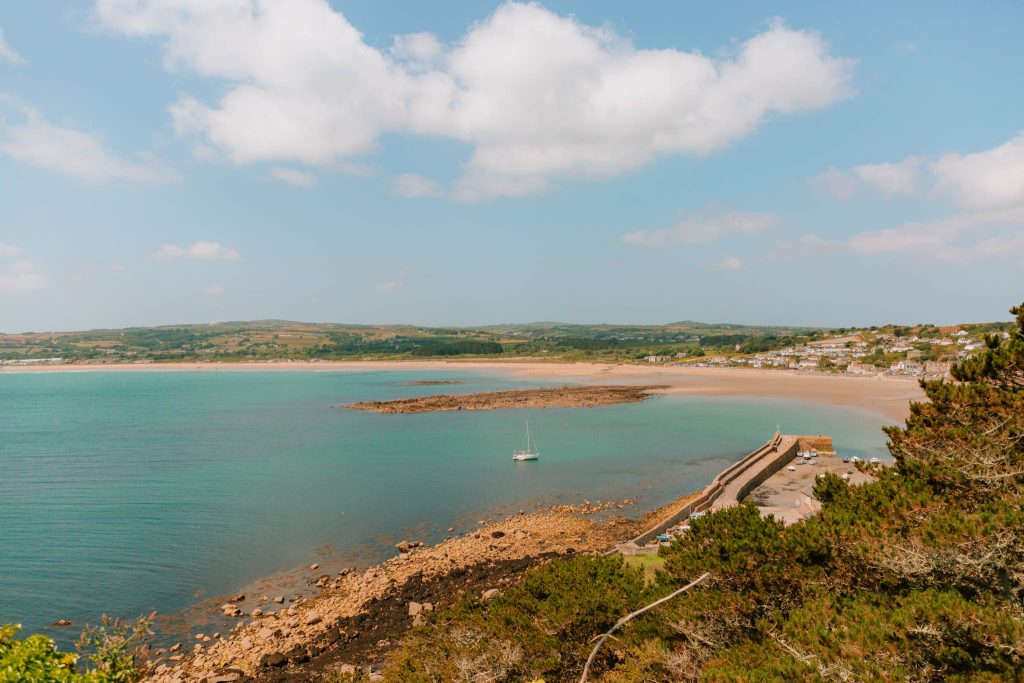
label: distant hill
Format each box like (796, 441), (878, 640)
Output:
(0, 318), (1005, 364)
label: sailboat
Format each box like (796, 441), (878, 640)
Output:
(512, 421), (540, 461)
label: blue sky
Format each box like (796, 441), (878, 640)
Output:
(1, 1), (1022, 332)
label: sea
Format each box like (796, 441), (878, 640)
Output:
(0, 369), (891, 645)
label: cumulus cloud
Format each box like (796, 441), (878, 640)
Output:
(156, 241), (242, 261)
(620, 210), (778, 247)
(799, 131), (1024, 264)
(0, 28), (24, 64)
(809, 158), (921, 200)
(0, 97), (178, 183)
(714, 256), (744, 271)
(269, 167), (317, 187)
(94, 1), (854, 199)
(931, 132), (1024, 210)
(810, 131), (1024, 209)
(391, 173), (442, 198)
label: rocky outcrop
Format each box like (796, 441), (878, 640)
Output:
(343, 384), (667, 413)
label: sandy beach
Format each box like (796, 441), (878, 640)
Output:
(2, 360), (924, 422)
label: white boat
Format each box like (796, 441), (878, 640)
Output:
(512, 421), (540, 461)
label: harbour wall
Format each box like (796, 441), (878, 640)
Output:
(627, 433), (832, 547)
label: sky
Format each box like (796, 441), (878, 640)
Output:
(1, 1), (1023, 332)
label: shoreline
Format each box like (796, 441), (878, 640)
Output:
(1, 359), (924, 422)
(143, 494), (694, 682)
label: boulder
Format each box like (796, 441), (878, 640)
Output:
(490, 530), (505, 539)
(481, 589), (500, 601)
(201, 673), (242, 683)
(231, 594), (245, 602)
(195, 633), (207, 641)
(304, 612), (322, 626)
(260, 652), (287, 668)
(170, 642), (182, 652)
(309, 563), (319, 571)
(285, 645), (309, 664)
(251, 608), (263, 617)
(52, 619), (72, 627)
(273, 596), (285, 604)
(407, 601), (423, 617)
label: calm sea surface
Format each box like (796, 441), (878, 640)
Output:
(0, 369), (891, 643)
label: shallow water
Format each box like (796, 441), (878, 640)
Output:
(0, 369), (891, 644)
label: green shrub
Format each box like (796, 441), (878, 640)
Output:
(0, 624), (99, 683)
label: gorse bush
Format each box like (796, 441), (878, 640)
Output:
(383, 302), (1024, 681)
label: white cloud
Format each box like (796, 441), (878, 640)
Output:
(798, 131), (1024, 266)
(0, 28), (25, 64)
(391, 173), (442, 198)
(620, 210), (777, 247)
(95, 2), (854, 199)
(156, 241), (242, 261)
(784, 207), (1024, 265)
(811, 131), (1024, 209)
(375, 280), (403, 291)
(809, 167), (860, 200)
(852, 157), (921, 197)
(0, 98), (178, 183)
(391, 32), (444, 71)
(810, 158), (920, 200)
(931, 132), (1024, 210)
(269, 167), (317, 187)
(715, 256), (744, 271)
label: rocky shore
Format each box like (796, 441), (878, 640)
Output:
(342, 384), (666, 414)
(142, 496), (691, 683)
(397, 380), (463, 386)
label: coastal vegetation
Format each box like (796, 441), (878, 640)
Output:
(375, 303), (1024, 680)
(1, 319), (1008, 373)
(0, 320), (824, 364)
(0, 614), (153, 683)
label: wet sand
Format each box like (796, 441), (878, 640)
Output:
(2, 359), (925, 422)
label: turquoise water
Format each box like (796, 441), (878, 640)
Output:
(0, 370), (891, 643)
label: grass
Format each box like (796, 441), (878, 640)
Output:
(622, 553), (665, 584)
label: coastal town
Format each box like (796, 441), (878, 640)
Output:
(651, 325), (1006, 379)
